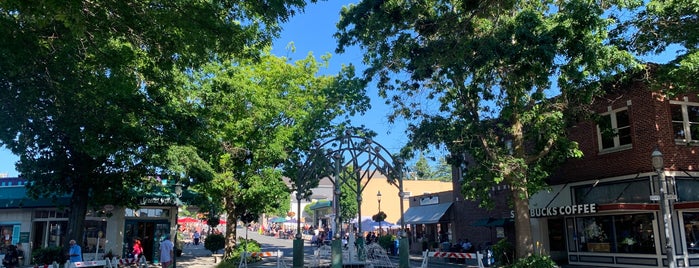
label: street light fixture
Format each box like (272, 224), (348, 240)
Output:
(651, 148), (676, 268)
(173, 182), (183, 268)
(377, 191), (382, 236)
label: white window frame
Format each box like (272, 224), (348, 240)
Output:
(596, 107), (632, 152)
(670, 100), (699, 144)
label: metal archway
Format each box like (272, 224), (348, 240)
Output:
(291, 130), (409, 268)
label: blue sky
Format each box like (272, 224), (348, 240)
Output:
(0, 0), (412, 177)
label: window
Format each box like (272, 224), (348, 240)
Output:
(570, 214), (655, 254)
(597, 108), (632, 151)
(670, 102), (699, 143)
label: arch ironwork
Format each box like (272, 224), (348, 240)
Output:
(290, 130), (409, 268)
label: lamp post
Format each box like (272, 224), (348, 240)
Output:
(652, 148), (676, 268)
(173, 182), (183, 268)
(377, 191), (382, 236)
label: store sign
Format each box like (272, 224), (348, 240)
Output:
(529, 203), (597, 218)
(139, 197), (176, 206)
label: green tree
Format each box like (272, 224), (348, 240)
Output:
(0, 0), (312, 250)
(413, 153), (434, 180)
(339, 169), (359, 223)
(336, 0), (637, 257)
(186, 52), (368, 255)
(304, 203), (316, 222)
(432, 157), (452, 182)
(611, 0), (699, 93)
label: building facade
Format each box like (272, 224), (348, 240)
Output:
(0, 177), (181, 265)
(530, 78), (699, 267)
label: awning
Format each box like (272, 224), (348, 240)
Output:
(402, 202), (453, 225)
(471, 217), (514, 227)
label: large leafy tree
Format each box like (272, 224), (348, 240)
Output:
(0, 0), (314, 251)
(336, 0), (637, 257)
(185, 52), (368, 255)
(612, 0), (699, 93)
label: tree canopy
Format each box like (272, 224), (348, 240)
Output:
(0, 0), (315, 250)
(185, 51), (368, 254)
(336, 0), (638, 257)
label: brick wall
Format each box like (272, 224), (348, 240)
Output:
(550, 82), (699, 184)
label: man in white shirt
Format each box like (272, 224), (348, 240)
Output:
(160, 235), (174, 268)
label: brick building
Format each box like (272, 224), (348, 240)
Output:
(530, 75), (699, 267)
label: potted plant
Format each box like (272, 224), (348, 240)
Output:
(205, 233), (225, 263)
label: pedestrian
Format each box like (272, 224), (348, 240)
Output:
(192, 230), (201, 246)
(132, 238), (143, 261)
(160, 234), (174, 268)
(68, 239), (83, 263)
(2, 244), (20, 268)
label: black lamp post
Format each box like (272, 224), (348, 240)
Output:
(377, 191), (382, 236)
(173, 182), (182, 268)
(652, 148), (676, 268)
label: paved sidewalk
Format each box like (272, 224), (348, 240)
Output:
(176, 243), (219, 268)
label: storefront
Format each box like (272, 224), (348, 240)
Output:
(0, 177), (180, 265)
(531, 171), (699, 267)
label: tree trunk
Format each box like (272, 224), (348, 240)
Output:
(66, 185), (89, 254)
(512, 185), (533, 258)
(224, 197), (238, 256)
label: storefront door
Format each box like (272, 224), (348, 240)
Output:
(124, 220), (169, 263)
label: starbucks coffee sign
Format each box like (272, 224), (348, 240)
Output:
(530, 203), (597, 218)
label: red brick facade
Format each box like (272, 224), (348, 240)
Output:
(551, 82), (699, 184)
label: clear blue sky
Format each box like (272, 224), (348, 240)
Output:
(0, 0), (411, 177)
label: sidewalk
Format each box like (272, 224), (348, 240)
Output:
(176, 244), (218, 268)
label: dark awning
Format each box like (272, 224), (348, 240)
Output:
(402, 202), (453, 225)
(471, 217), (514, 227)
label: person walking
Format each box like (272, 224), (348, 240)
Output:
(192, 230), (201, 246)
(132, 238), (143, 261)
(68, 239), (83, 263)
(2, 244), (20, 268)
(159, 234), (174, 268)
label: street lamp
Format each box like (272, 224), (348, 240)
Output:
(652, 148), (676, 268)
(377, 191), (382, 236)
(173, 182), (183, 268)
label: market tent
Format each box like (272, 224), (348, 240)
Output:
(177, 217), (199, 224)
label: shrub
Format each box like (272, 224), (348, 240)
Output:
(31, 246), (67, 265)
(508, 254), (556, 268)
(492, 238), (514, 266)
(225, 237), (262, 264)
(377, 235), (396, 252)
(205, 234), (225, 254)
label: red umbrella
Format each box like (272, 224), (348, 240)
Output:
(177, 217), (198, 224)
(219, 218), (227, 225)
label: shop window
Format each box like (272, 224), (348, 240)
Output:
(675, 178), (699, 201)
(574, 179), (650, 204)
(597, 108), (632, 151)
(613, 214), (655, 254)
(125, 208), (170, 218)
(682, 212), (699, 254)
(1, 224), (19, 254)
(670, 102), (699, 143)
(82, 221), (107, 254)
(573, 214), (655, 254)
(32, 221), (68, 248)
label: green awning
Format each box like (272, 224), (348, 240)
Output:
(0, 186), (70, 208)
(471, 217), (514, 227)
(309, 200), (332, 210)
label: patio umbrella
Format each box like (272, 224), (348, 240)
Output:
(270, 217), (287, 223)
(177, 217), (198, 224)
